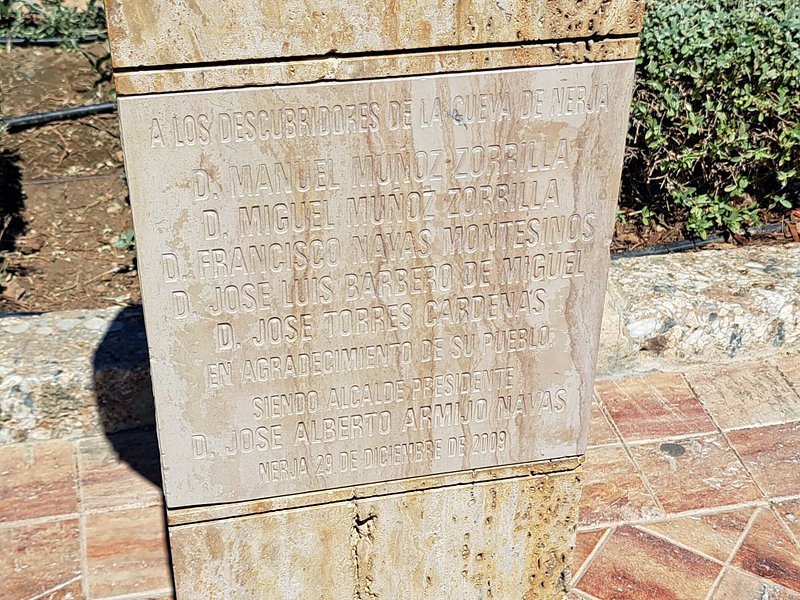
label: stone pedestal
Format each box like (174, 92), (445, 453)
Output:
(103, 1), (642, 597)
(169, 462), (581, 598)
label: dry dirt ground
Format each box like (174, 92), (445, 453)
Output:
(0, 44), (797, 313)
(1, 43), (138, 312)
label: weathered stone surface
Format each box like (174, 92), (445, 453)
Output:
(597, 244), (800, 374)
(169, 468), (581, 599)
(167, 457), (581, 525)
(117, 63), (633, 507)
(114, 38), (640, 95)
(0, 307), (152, 444)
(20, 2), (635, 595)
(104, 0), (644, 69)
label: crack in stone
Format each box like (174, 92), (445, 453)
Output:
(351, 506), (378, 600)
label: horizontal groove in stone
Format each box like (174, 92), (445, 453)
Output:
(167, 459), (583, 527)
(114, 38), (640, 95)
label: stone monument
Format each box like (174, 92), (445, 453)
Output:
(104, 1), (643, 596)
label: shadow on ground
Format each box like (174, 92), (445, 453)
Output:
(92, 305), (176, 592)
(92, 304), (162, 490)
(0, 150), (25, 307)
(0, 149), (24, 252)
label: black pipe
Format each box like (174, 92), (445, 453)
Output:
(2, 101), (116, 131)
(611, 236), (721, 260)
(0, 33), (106, 46)
(611, 222), (785, 260)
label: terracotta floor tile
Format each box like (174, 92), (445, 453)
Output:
(579, 445), (662, 527)
(711, 567), (800, 600)
(732, 508), (800, 593)
(685, 363), (800, 430)
(595, 373), (715, 442)
(85, 506), (172, 599)
(629, 435), (760, 514)
(0, 518), (82, 599)
(0, 439), (78, 523)
(577, 525), (721, 600)
(641, 508), (754, 562)
(572, 529), (607, 577)
(727, 422), (800, 498)
(588, 399), (618, 447)
(775, 499), (800, 541)
(78, 430), (163, 512)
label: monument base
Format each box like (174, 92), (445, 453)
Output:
(167, 460), (580, 599)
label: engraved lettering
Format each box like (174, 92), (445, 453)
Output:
(551, 84), (609, 116)
(118, 63), (634, 502)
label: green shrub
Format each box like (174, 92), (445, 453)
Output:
(0, 1), (105, 41)
(624, 0), (800, 238)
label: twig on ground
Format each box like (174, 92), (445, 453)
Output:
(54, 272), (81, 293)
(83, 265), (121, 285)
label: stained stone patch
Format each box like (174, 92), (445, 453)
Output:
(0, 307), (152, 444)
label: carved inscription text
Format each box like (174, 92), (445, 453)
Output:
(119, 63), (635, 506)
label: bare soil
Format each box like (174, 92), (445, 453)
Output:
(609, 218), (799, 256)
(1, 44), (136, 312)
(0, 45), (797, 314)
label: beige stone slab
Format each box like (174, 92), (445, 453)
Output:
(168, 468), (581, 599)
(104, 0), (644, 69)
(172, 502), (356, 599)
(114, 38), (640, 95)
(167, 457), (581, 525)
(119, 62), (634, 507)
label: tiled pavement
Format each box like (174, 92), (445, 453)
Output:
(2, 358), (800, 599)
(1, 432), (171, 600)
(575, 357), (800, 600)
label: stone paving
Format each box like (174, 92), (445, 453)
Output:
(573, 356), (800, 600)
(2, 356), (799, 599)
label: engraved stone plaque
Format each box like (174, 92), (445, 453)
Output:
(119, 63), (634, 507)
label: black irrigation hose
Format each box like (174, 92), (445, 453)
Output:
(0, 33), (106, 46)
(2, 101), (116, 131)
(611, 222), (785, 260)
